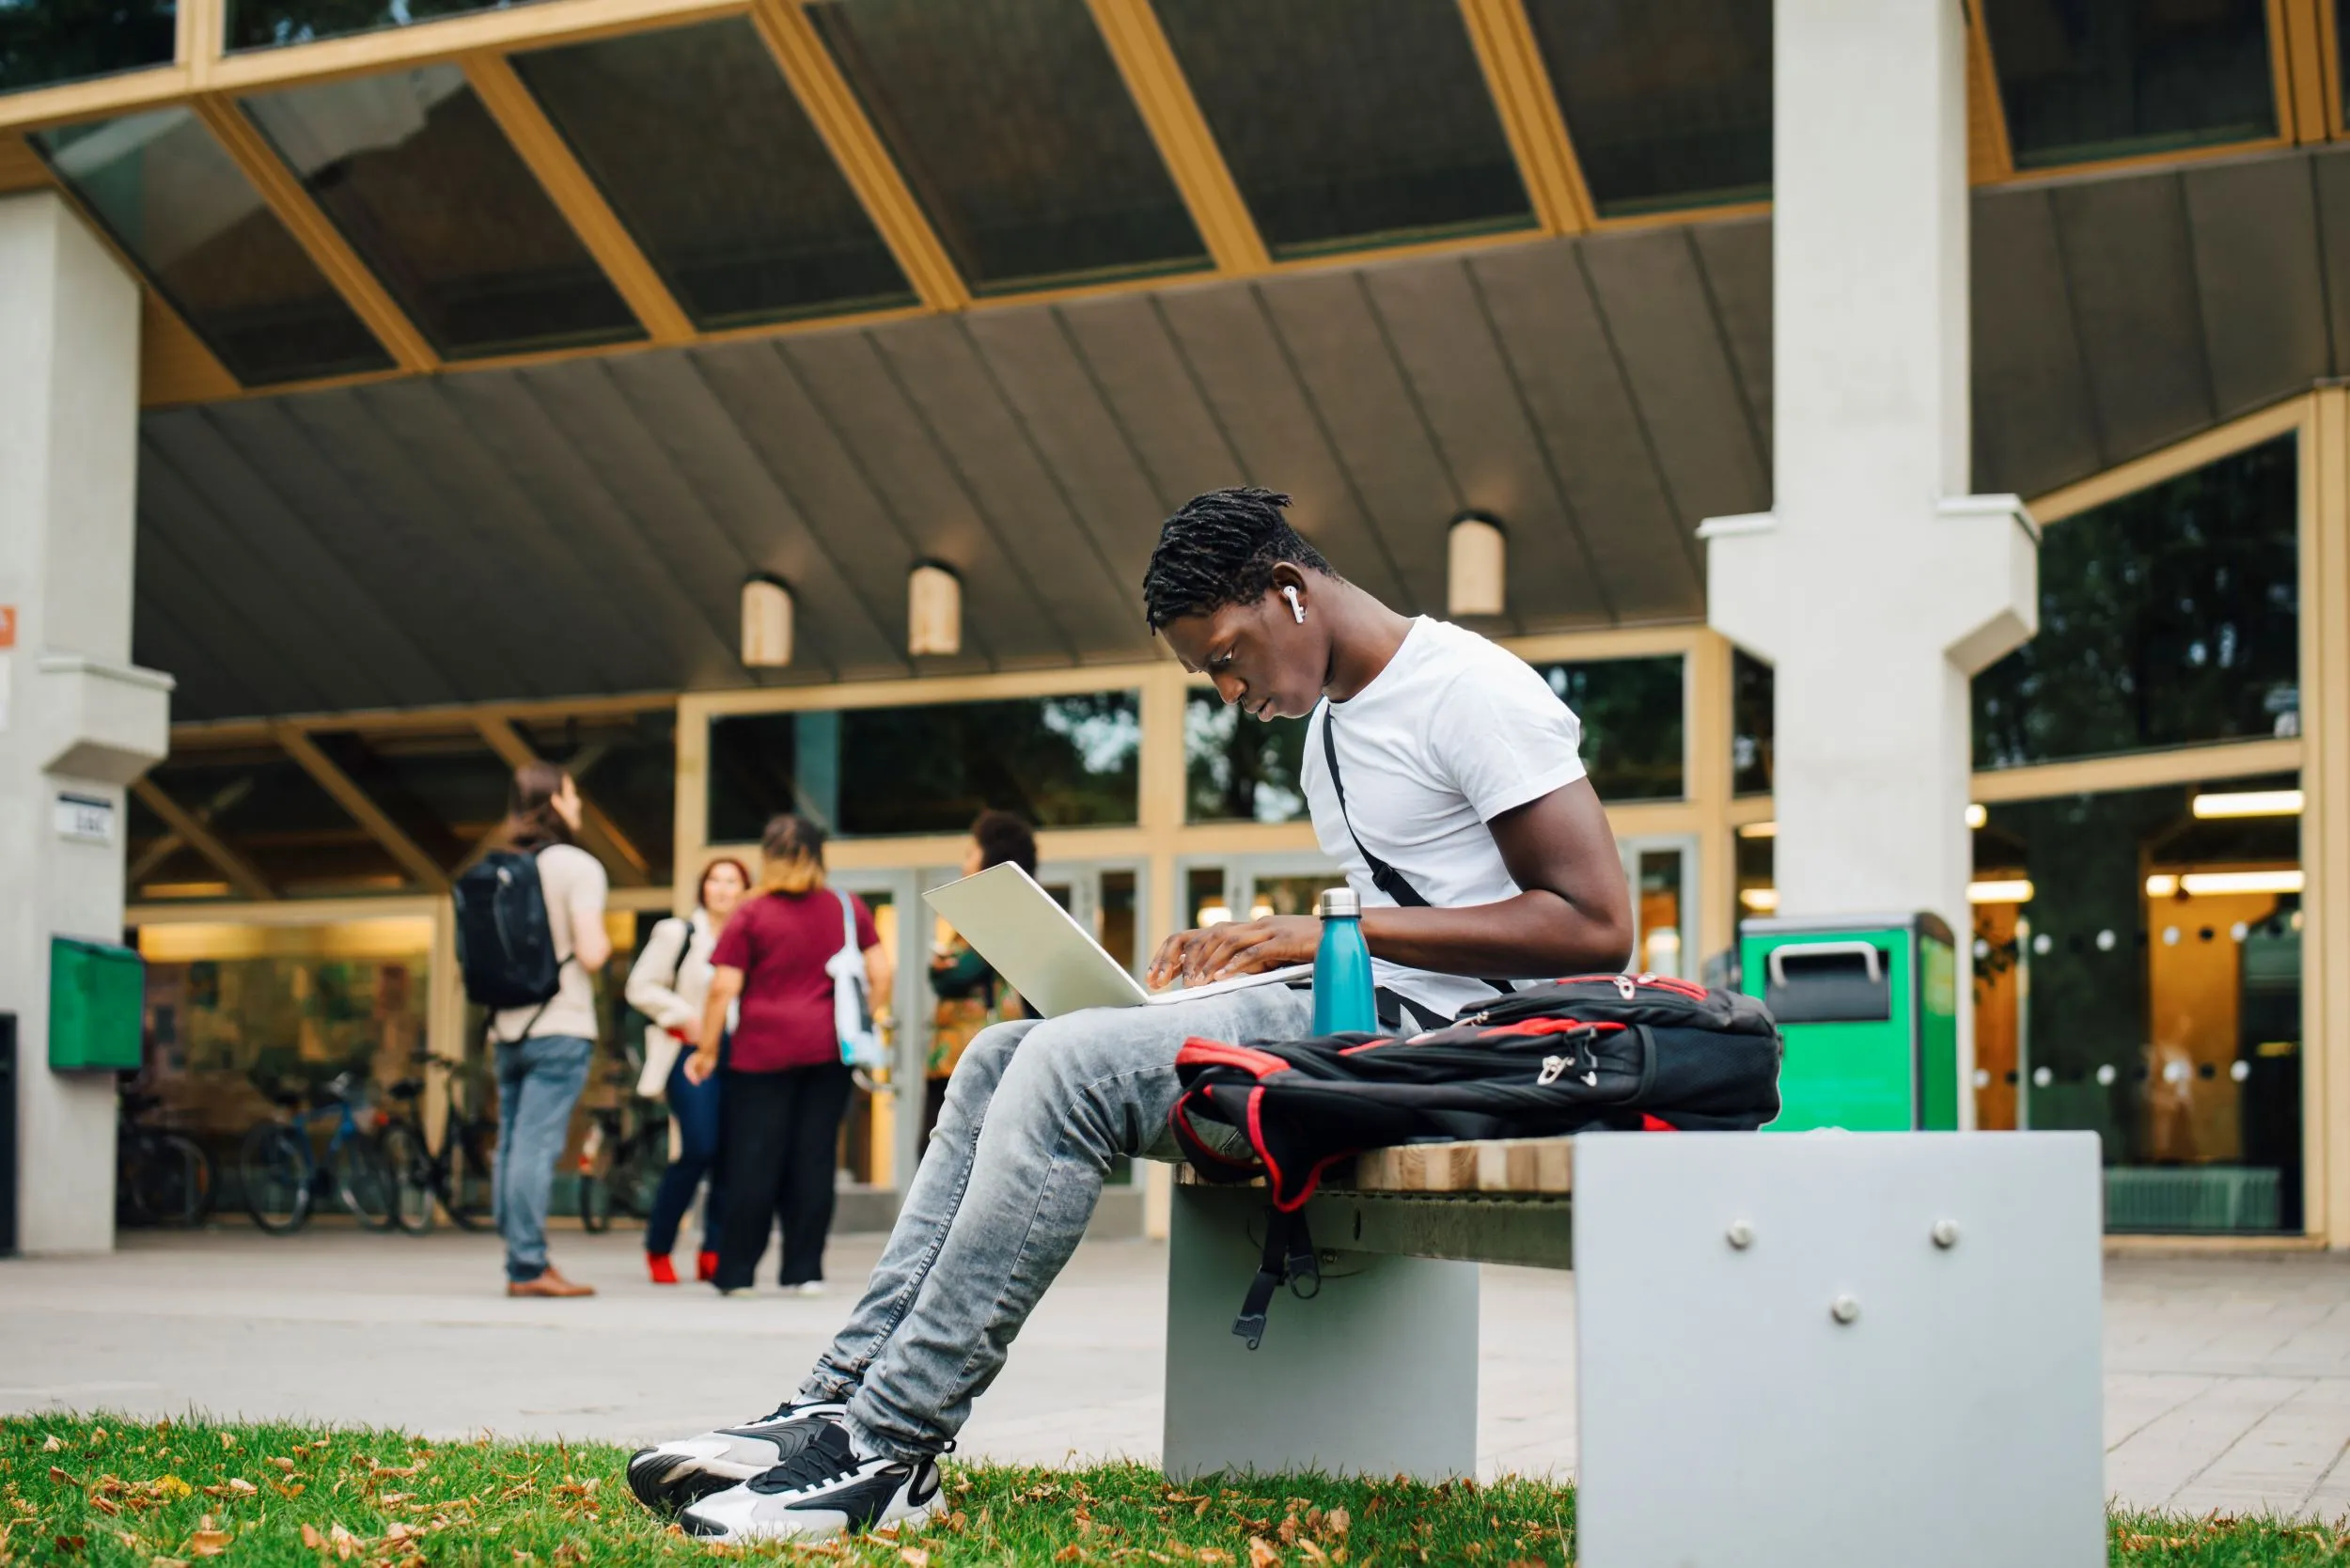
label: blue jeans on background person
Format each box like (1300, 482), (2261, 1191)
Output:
(796, 983), (1313, 1459)
(646, 1043), (725, 1258)
(493, 1032), (593, 1283)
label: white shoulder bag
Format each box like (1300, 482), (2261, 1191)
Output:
(828, 890), (887, 1071)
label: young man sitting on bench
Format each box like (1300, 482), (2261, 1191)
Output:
(626, 485), (1634, 1542)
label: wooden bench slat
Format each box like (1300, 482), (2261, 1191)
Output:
(1342, 1137), (1574, 1195)
(1167, 1137), (1574, 1197)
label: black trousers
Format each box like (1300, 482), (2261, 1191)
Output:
(715, 1061), (854, 1289)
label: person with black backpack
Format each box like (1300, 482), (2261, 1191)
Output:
(453, 762), (611, 1299)
(626, 487), (1636, 1543)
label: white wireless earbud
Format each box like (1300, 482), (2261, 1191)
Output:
(1282, 585), (1306, 623)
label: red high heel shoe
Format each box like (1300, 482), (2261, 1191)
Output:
(696, 1250), (719, 1283)
(648, 1253), (679, 1286)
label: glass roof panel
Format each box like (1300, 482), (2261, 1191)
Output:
(807, 0), (1207, 292)
(33, 109), (393, 385)
(1524, 0), (1771, 218)
(227, 0), (525, 54)
(513, 18), (915, 329)
(1985, 0), (2276, 168)
(241, 64), (643, 358)
(1151, 0), (1532, 259)
(2, 0), (174, 94)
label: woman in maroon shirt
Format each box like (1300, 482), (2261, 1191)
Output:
(688, 814), (890, 1295)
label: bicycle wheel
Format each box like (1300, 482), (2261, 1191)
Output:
(443, 1121), (496, 1231)
(615, 1129), (668, 1221)
(239, 1124), (311, 1234)
(378, 1122), (435, 1235)
(134, 1134), (210, 1227)
(117, 1133), (158, 1228)
(335, 1134), (399, 1231)
(577, 1129), (613, 1234)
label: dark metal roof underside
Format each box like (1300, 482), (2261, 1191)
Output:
(138, 144), (2350, 721)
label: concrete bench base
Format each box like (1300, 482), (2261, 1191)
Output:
(1162, 1185), (1482, 1482)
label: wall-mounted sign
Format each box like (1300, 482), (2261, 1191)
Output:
(55, 792), (115, 845)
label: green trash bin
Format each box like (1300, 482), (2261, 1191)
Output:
(50, 935), (146, 1073)
(1740, 913), (1959, 1132)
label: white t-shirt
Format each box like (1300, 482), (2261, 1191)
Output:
(1302, 618), (1588, 1020)
(491, 842), (608, 1043)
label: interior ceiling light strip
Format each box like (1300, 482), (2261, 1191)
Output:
(2191, 789), (2304, 818)
(2146, 870), (2306, 898)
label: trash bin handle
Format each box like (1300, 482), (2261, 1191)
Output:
(1767, 941), (1883, 989)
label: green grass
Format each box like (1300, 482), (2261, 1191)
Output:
(0, 1415), (2342, 1565)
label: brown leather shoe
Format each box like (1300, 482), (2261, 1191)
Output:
(507, 1266), (596, 1298)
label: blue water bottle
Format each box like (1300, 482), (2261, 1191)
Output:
(1312, 886), (1379, 1035)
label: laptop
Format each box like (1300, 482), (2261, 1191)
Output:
(923, 862), (1313, 1019)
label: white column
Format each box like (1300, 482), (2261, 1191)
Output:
(0, 191), (173, 1253)
(1702, 0), (2039, 1126)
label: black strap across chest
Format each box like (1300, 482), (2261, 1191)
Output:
(1316, 702), (1512, 999)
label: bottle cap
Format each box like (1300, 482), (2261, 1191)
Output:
(1316, 886), (1361, 919)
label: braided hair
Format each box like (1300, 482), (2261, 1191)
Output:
(1140, 487), (1335, 630)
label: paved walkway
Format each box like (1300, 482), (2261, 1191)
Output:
(6, 1228), (2350, 1517)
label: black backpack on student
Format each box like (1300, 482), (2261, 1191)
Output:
(1168, 974), (1784, 1346)
(453, 850), (564, 1011)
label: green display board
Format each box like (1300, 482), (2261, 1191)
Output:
(1741, 913), (1959, 1133)
(50, 935), (145, 1072)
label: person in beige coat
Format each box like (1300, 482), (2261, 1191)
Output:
(625, 856), (750, 1285)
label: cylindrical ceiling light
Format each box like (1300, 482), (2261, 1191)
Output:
(741, 573), (793, 667)
(1447, 512), (1506, 619)
(908, 562), (963, 657)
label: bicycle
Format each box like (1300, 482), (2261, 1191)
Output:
(376, 1048), (498, 1236)
(117, 1086), (214, 1229)
(237, 1070), (399, 1235)
(578, 1059), (666, 1234)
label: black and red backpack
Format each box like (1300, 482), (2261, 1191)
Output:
(1168, 974), (1783, 1346)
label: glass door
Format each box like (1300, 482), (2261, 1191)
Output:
(1617, 835), (1699, 980)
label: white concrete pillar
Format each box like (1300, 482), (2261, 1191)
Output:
(0, 191), (173, 1253)
(1701, 0), (2039, 1123)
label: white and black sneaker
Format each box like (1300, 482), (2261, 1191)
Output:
(678, 1419), (943, 1543)
(624, 1396), (848, 1516)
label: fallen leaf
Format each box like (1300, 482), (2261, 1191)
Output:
(48, 1468), (78, 1486)
(225, 1480), (256, 1497)
(1197, 1552), (1233, 1567)
(55, 1536), (86, 1555)
(899, 1550), (931, 1567)
(1298, 1545), (1328, 1565)
(1053, 1549), (1081, 1564)
(269, 1460), (296, 1475)
(42, 1436), (62, 1453)
(330, 1522), (360, 1560)
(185, 1529), (232, 1558)
(1248, 1538), (1281, 1568)
(89, 1430), (108, 1445)
(88, 1497), (120, 1517)
(152, 1558), (190, 1568)
(379, 1494), (412, 1506)
(1323, 1509), (1349, 1540)
(302, 1524), (324, 1549)
(271, 1483), (304, 1499)
(217, 1435), (237, 1451)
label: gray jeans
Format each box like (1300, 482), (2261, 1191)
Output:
(493, 1032), (593, 1282)
(800, 984), (1314, 1459)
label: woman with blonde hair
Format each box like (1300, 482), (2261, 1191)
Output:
(625, 855), (751, 1286)
(688, 814), (891, 1294)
